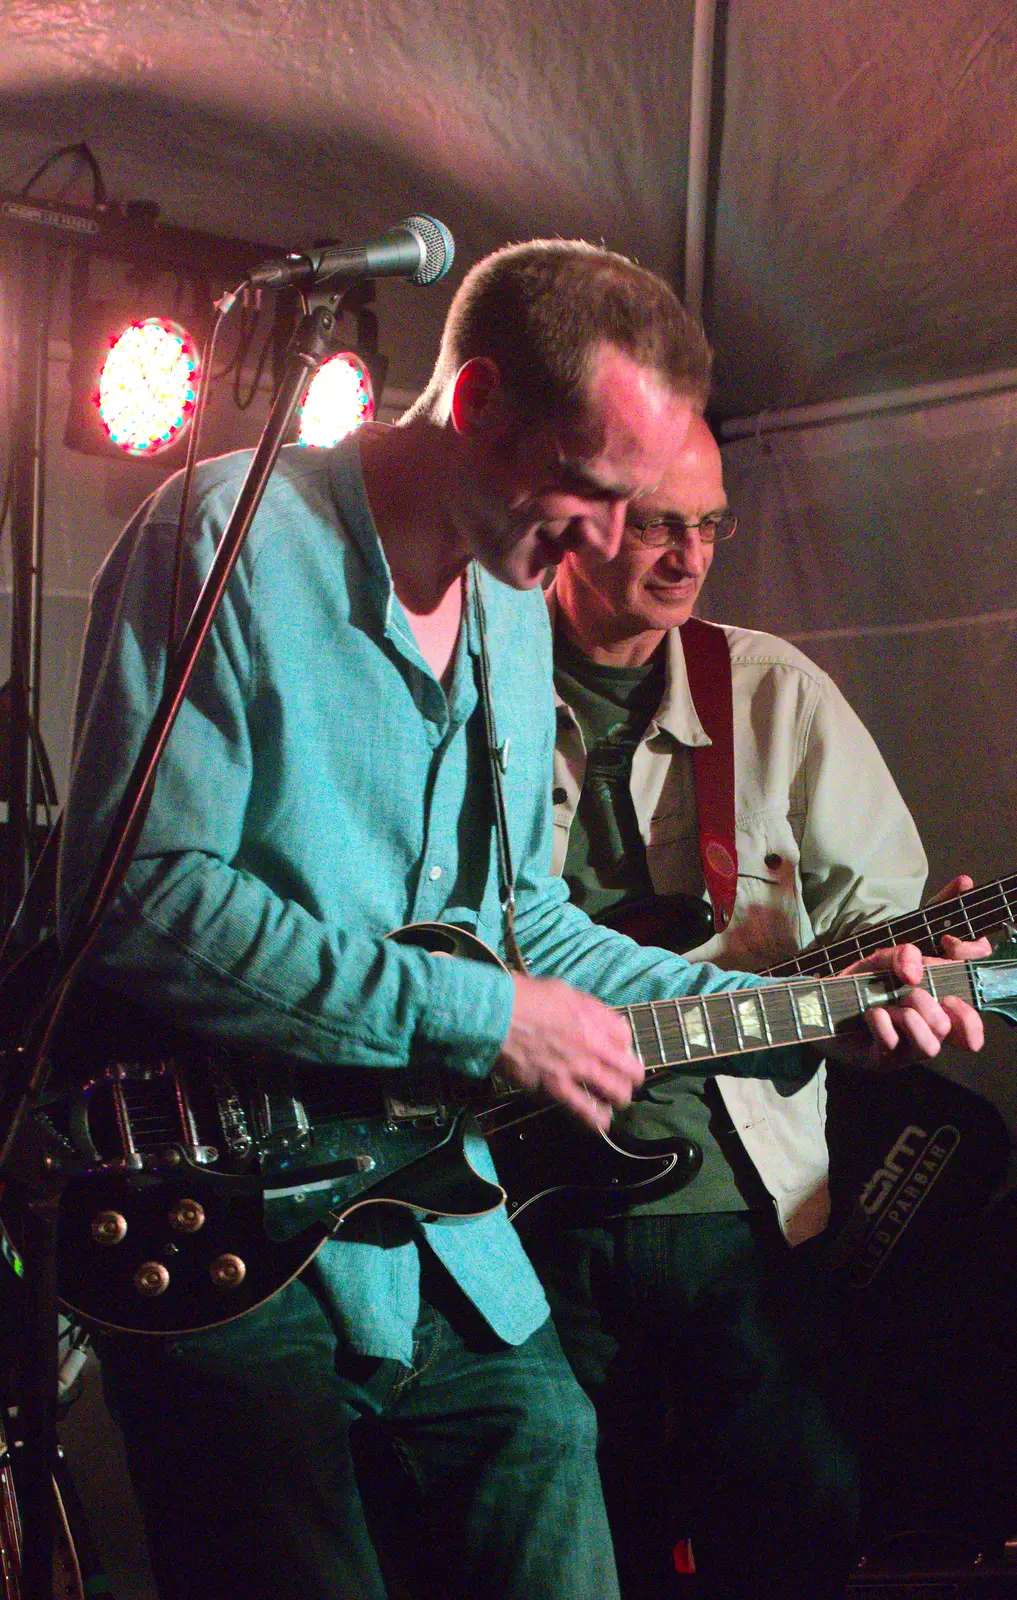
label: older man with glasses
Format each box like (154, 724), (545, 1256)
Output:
(535, 413), (980, 1600)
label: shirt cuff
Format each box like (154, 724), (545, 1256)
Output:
(413, 954), (517, 1080)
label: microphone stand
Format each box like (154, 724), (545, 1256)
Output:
(1, 294), (349, 1600)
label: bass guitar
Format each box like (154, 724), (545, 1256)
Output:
(602, 871), (1017, 972)
(39, 925), (1017, 1337)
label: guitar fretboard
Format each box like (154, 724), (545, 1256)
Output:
(767, 874), (1017, 979)
(620, 961), (981, 1075)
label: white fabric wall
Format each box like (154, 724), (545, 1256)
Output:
(710, 386), (1017, 1138)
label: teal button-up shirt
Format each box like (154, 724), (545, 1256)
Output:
(59, 438), (802, 1362)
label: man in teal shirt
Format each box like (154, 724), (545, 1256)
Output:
(58, 240), (982, 1600)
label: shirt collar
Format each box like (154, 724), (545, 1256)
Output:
(326, 434), (391, 594)
(546, 582), (710, 747)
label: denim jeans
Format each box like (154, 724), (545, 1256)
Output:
(530, 1212), (859, 1600)
(95, 1247), (619, 1600)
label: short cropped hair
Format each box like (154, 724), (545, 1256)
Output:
(417, 238), (712, 422)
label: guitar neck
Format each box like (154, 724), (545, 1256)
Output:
(620, 961), (981, 1077)
(766, 873), (1017, 979)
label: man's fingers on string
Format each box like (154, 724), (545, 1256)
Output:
(927, 874), (974, 906)
(887, 942), (925, 986)
(865, 1005), (902, 1056)
(894, 1005), (946, 1059)
(942, 993), (985, 1052)
(940, 932), (993, 960)
(560, 1081), (612, 1131)
(903, 986), (954, 1042)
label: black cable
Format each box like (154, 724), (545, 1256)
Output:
(18, 141), (107, 206)
(166, 292), (238, 657)
(26, 713), (58, 830)
(211, 292), (255, 381)
(232, 295), (277, 410)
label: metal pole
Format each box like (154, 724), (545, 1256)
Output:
(719, 365), (1017, 441)
(4, 238), (50, 943)
(684, 0), (718, 320)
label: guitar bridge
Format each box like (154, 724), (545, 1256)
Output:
(249, 1064), (312, 1155)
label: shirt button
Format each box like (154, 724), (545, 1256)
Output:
(428, 865), (443, 881)
(764, 853), (783, 870)
(552, 787), (568, 805)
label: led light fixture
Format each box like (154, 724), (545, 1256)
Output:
(95, 316), (199, 456)
(297, 351), (375, 448)
(64, 254), (207, 465)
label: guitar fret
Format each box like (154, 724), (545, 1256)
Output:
(786, 982), (832, 1039)
(736, 988), (771, 1047)
(673, 1001), (693, 1061)
(785, 983), (804, 1040)
(624, 1006), (648, 1068)
(844, 937), (865, 970)
(757, 990), (774, 1046)
(637, 1008), (665, 1069)
(648, 1004), (667, 1066)
(676, 998), (715, 1058)
(700, 997), (718, 1056)
(818, 979), (835, 1034)
(726, 992), (745, 1052)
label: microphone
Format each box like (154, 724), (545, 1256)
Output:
(245, 215), (454, 289)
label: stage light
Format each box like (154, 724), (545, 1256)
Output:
(64, 255), (208, 464)
(95, 316), (199, 456)
(297, 351), (375, 448)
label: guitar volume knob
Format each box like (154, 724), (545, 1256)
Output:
(133, 1261), (170, 1297)
(168, 1199), (206, 1233)
(91, 1210), (128, 1246)
(209, 1253), (246, 1291)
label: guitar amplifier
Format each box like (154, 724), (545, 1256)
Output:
(846, 1557), (1017, 1598)
(825, 1061), (1011, 1313)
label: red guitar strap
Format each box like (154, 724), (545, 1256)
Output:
(678, 617), (738, 933)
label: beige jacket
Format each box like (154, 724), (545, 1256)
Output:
(550, 600), (928, 1243)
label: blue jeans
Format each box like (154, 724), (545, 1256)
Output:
(95, 1248), (619, 1600)
(531, 1213), (859, 1600)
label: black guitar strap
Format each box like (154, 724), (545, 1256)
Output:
(470, 565), (529, 975)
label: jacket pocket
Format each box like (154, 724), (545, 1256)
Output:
(717, 817), (808, 971)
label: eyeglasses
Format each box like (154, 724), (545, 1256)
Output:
(625, 510), (737, 547)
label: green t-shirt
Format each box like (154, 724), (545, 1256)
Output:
(553, 632), (664, 921)
(555, 634), (759, 1216)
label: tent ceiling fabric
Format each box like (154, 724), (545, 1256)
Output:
(0, 0), (695, 397)
(2, 0), (1016, 412)
(712, 0), (1017, 416)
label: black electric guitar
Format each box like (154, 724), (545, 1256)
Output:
(606, 874), (1017, 1295)
(41, 926), (1017, 1337)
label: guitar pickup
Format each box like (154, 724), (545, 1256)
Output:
(383, 1093), (451, 1128)
(250, 1070), (313, 1154)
